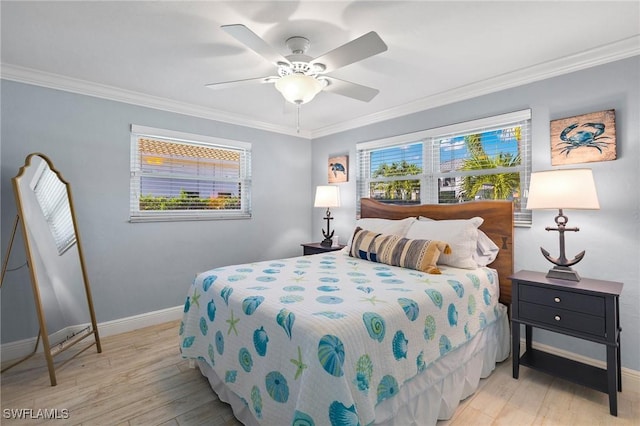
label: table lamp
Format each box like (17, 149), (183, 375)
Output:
(526, 168), (600, 281)
(314, 185), (340, 247)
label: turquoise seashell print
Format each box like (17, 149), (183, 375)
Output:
(468, 295), (476, 315)
(262, 268), (280, 274)
(220, 286), (233, 306)
(316, 296), (344, 304)
(392, 331), (408, 360)
(382, 279), (404, 284)
(377, 375), (399, 403)
(292, 410), (315, 426)
(208, 343), (215, 365)
(439, 335), (452, 356)
(328, 401), (359, 426)
(479, 312), (488, 328)
(356, 285), (374, 293)
(376, 272), (394, 277)
(179, 321), (184, 336)
(425, 289), (443, 309)
(355, 354), (373, 392)
(202, 275), (217, 291)
(313, 311), (347, 319)
(317, 285), (340, 292)
(447, 280), (465, 298)
(280, 295), (304, 304)
(207, 299), (216, 322)
(351, 278), (371, 284)
(277, 308), (295, 339)
(362, 312), (386, 342)
(227, 275), (246, 282)
(486, 269), (496, 284)
(423, 315), (436, 341)
(236, 267), (253, 273)
(283, 285), (305, 292)
(483, 288), (492, 305)
(317, 334), (345, 377)
(199, 317), (208, 336)
(215, 330), (224, 355)
(253, 326), (268, 356)
(251, 386), (262, 419)
(265, 371), (289, 403)
(183, 296), (190, 313)
(319, 277), (340, 283)
(398, 298), (419, 321)
(225, 370), (236, 383)
(256, 276), (276, 282)
(447, 303), (458, 326)
(269, 262), (286, 267)
(466, 273), (481, 289)
(417, 351), (426, 373)
(464, 323), (472, 340)
(242, 296), (264, 315)
(238, 347), (253, 372)
(347, 272), (366, 276)
(182, 336), (195, 348)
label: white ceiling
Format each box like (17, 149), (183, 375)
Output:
(2, 1), (639, 138)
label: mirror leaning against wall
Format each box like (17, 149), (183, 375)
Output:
(1, 153), (101, 386)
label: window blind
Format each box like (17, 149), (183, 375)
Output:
(34, 166), (76, 255)
(130, 125), (252, 222)
(357, 109), (532, 225)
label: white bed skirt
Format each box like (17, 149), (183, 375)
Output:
(196, 303), (510, 426)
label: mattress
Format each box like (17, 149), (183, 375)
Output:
(180, 250), (509, 425)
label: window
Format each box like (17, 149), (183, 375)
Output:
(357, 110), (531, 225)
(130, 125), (251, 222)
(32, 162), (76, 255)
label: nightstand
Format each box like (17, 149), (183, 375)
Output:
(301, 242), (346, 256)
(510, 270), (623, 416)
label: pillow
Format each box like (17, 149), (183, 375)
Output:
(407, 217), (483, 269)
(349, 227), (451, 274)
(418, 216), (500, 267)
(345, 217), (415, 250)
(474, 230), (500, 266)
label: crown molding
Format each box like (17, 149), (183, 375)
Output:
(310, 35), (640, 139)
(2, 35), (638, 140)
(0, 64), (311, 139)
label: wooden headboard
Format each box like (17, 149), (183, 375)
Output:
(360, 198), (514, 306)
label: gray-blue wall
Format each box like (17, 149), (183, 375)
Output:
(311, 56), (640, 371)
(1, 81), (312, 343)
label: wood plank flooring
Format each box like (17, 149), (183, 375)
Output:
(1, 320), (638, 425)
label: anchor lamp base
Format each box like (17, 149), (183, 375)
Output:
(546, 265), (581, 282)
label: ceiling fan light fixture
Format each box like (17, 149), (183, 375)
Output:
(275, 74), (325, 104)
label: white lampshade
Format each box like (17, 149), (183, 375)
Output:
(275, 74), (324, 104)
(314, 185), (341, 208)
(526, 169), (600, 210)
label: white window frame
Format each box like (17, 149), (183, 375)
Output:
(357, 109), (532, 226)
(130, 125), (252, 222)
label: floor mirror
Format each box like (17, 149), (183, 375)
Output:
(1, 153), (101, 386)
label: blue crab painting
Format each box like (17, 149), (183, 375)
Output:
(551, 109), (616, 166)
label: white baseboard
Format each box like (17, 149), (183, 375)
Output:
(1, 305), (183, 362)
(522, 339), (640, 395)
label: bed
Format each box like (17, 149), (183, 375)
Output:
(180, 198), (513, 425)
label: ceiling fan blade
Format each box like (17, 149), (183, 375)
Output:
(205, 76), (275, 90)
(322, 77), (380, 102)
(312, 31), (387, 73)
(221, 24), (290, 66)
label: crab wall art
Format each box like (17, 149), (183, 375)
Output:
(550, 109), (616, 165)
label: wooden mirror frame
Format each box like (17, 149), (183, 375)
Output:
(1, 153), (101, 386)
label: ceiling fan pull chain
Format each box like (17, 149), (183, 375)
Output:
(296, 103), (301, 133)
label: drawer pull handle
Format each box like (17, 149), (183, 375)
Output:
(554, 297), (561, 303)
(554, 315), (561, 321)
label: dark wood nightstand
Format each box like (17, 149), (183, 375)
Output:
(510, 270), (623, 416)
(301, 242), (346, 256)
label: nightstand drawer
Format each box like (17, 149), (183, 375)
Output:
(519, 301), (605, 337)
(520, 284), (604, 316)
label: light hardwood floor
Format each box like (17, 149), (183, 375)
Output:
(1, 321), (638, 425)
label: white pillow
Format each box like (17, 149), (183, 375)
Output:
(407, 217), (483, 269)
(474, 230), (500, 266)
(345, 217), (415, 250)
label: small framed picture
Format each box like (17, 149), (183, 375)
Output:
(328, 155), (348, 183)
(550, 109), (616, 165)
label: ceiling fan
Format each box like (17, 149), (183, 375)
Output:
(207, 24), (388, 105)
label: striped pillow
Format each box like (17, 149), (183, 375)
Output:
(349, 227), (452, 274)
